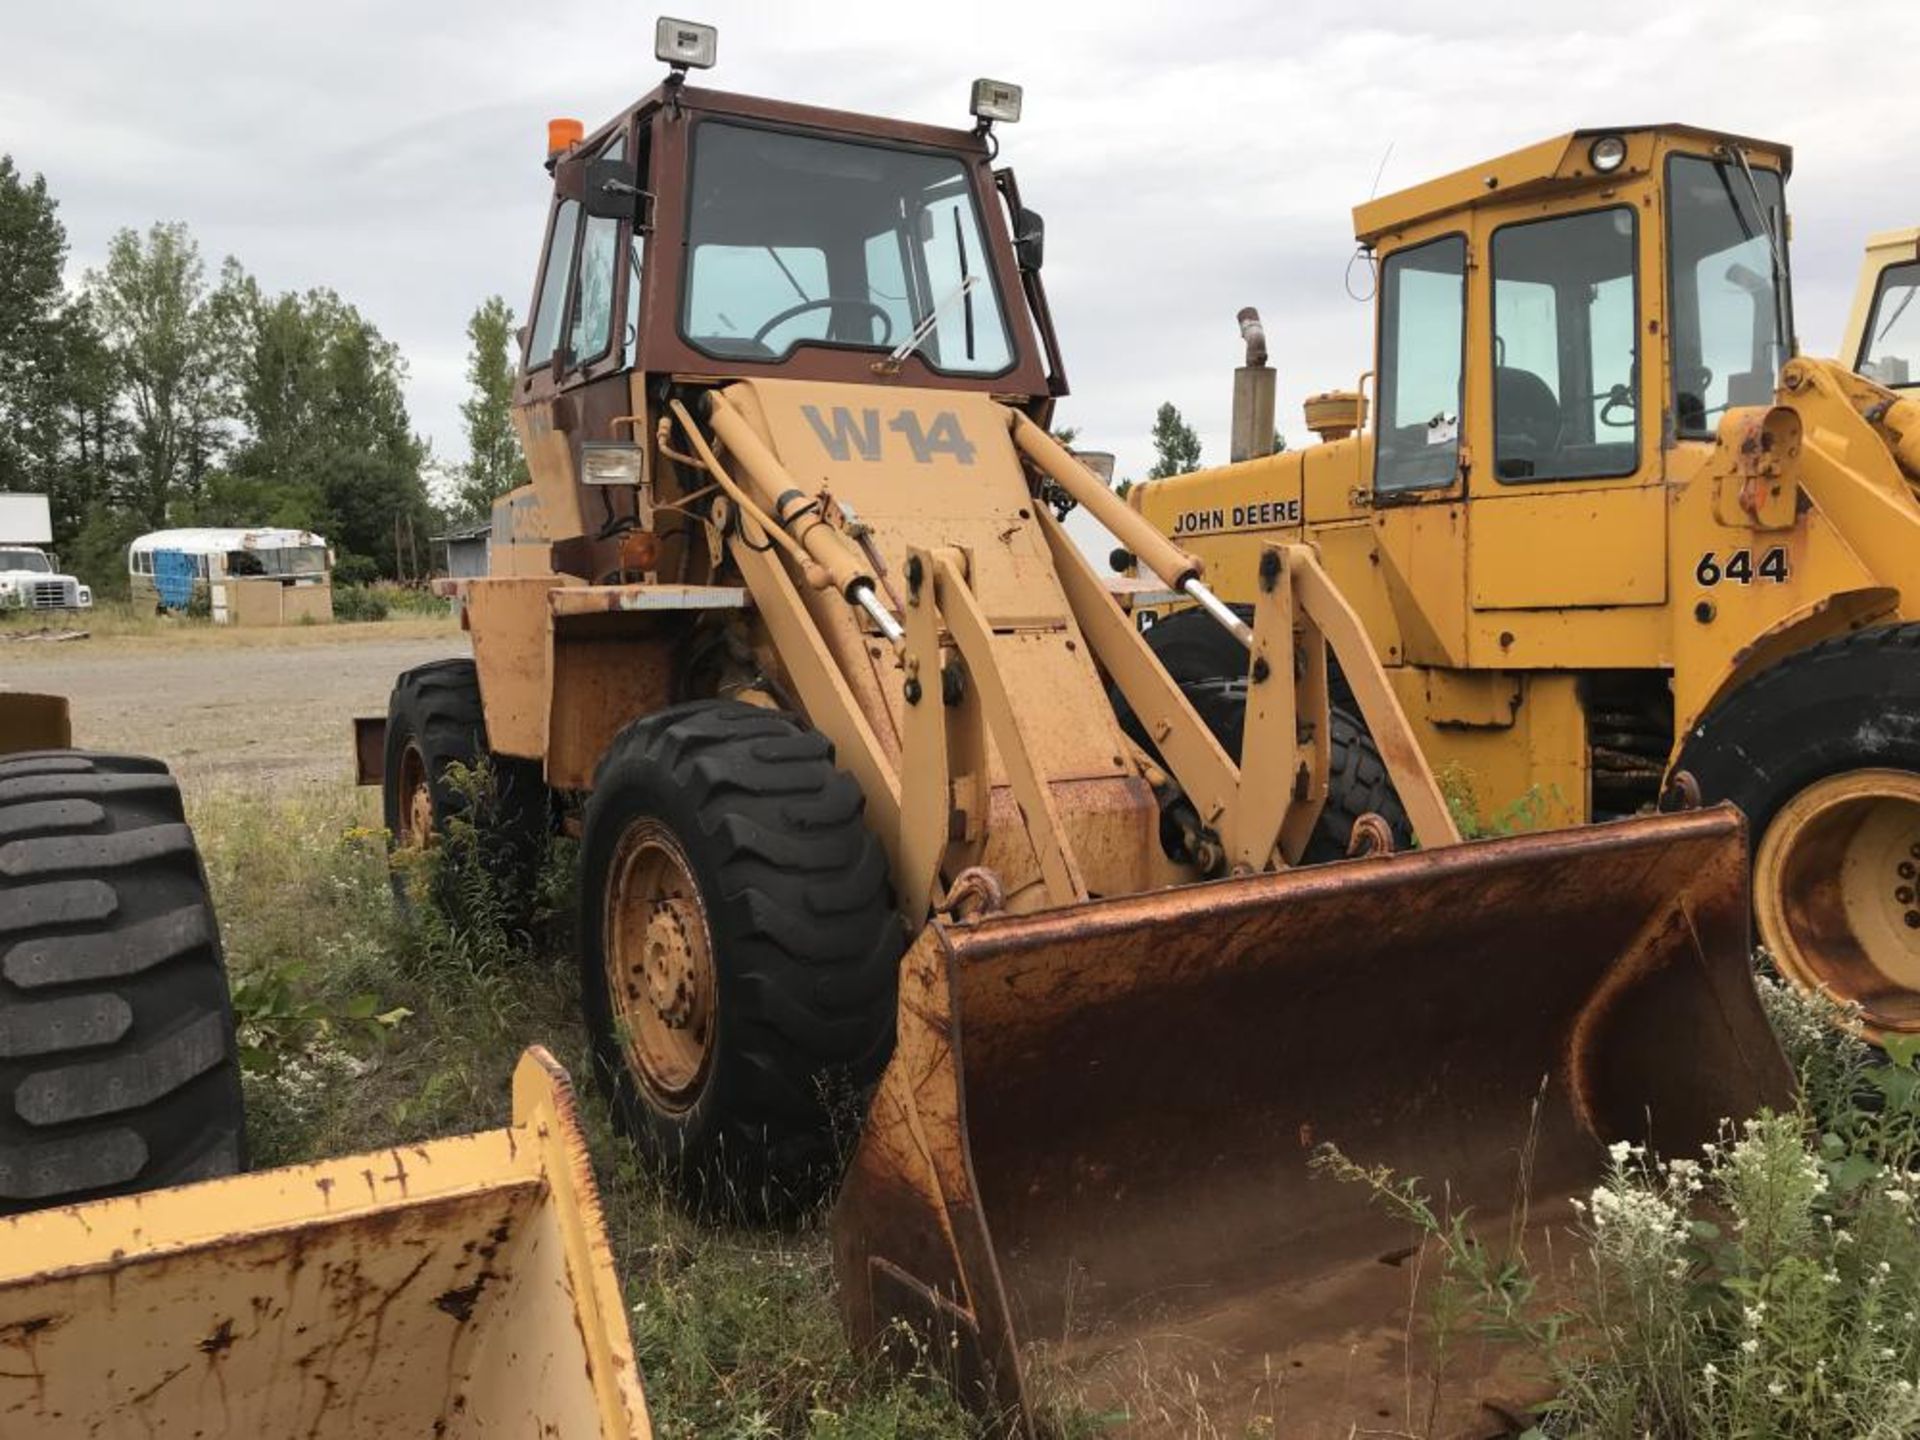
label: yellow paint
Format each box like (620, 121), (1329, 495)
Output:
(0, 1048), (651, 1439)
(1137, 124), (1918, 832)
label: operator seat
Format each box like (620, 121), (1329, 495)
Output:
(1495, 366), (1562, 478)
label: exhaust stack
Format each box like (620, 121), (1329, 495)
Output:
(1230, 307), (1277, 463)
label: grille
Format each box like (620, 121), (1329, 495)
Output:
(29, 580), (77, 610)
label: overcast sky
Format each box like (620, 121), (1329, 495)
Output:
(3, 0), (1914, 485)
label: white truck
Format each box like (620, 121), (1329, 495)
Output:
(0, 493), (92, 612)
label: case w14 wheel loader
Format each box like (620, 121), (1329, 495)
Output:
(360, 25), (1788, 1435)
(1133, 126), (1920, 1039)
(1, 698), (654, 1437)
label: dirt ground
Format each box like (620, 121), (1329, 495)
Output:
(0, 620), (469, 787)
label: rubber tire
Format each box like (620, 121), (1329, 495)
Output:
(0, 750), (245, 1214)
(1675, 624), (1920, 818)
(1672, 622), (1920, 930)
(1134, 606), (1358, 712)
(383, 658), (547, 936)
(1117, 611), (1412, 862)
(579, 701), (902, 1220)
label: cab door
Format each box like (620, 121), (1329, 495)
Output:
(515, 121), (650, 566)
(1367, 231), (1473, 668)
(1465, 204), (1667, 615)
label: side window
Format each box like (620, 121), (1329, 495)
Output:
(1860, 260), (1919, 389)
(526, 200), (581, 370)
(1375, 235), (1466, 494)
(1491, 207), (1639, 482)
(568, 137), (626, 367)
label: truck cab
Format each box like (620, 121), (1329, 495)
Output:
(0, 494), (92, 613)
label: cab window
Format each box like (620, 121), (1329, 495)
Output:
(680, 121), (1015, 374)
(1667, 153), (1790, 435)
(526, 200), (581, 370)
(1491, 207), (1639, 482)
(568, 135), (627, 366)
(1859, 260), (1918, 389)
(1375, 234), (1466, 494)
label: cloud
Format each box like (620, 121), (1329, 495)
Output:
(3, 0), (1909, 482)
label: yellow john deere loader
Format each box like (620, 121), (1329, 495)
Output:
(1, 697), (654, 1437)
(1132, 127), (1920, 1036)
(362, 30), (1788, 1435)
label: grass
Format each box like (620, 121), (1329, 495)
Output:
(198, 772), (1911, 1439)
(0, 596), (456, 648)
(1317, 978), (1920, 1439)
(190, 776), (982, 1439)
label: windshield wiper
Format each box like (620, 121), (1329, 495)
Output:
(870, 275), (980, 375)
(952, 209), (976, 361)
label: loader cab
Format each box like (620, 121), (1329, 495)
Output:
(1355, 126), (1793, 624)
(499, 44), (1065, 578)
(523, 89), (1061, 401)
(1363, 126), (1794, 508)
(1844, 228), (1920, 391)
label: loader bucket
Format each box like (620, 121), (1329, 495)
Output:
(0, 1048), (651, 1439)
(834, 807), (1792, 1438)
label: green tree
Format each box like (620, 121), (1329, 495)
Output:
(0, 156), (74, 504)
(86, 222), (235, 526)
(455, 296), (526, 518)
(1146, 402), (1202, 479)
(216, 277), (429, 577)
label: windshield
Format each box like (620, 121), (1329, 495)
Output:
(1859, 260), (1918, 390)
(681, 121), (1014, 374)
(1667, 153), (1791, 437)
(0, 548), (50, 573)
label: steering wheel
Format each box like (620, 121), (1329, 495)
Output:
(1596, 383), (1636, 429)
(752, 297), (893, 347)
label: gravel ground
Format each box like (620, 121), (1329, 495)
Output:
(0, 622), (469, 787)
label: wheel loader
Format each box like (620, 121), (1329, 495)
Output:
(362, 31), (1789, 1435)
(1131, 126), (1920, 1038)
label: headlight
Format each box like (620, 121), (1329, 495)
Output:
(1588, 134), (1628, 174)
(76, 585), (93, 608)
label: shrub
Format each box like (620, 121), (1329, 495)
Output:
(1316, 977), (1920, 1439)
(332, 585), (390, 622)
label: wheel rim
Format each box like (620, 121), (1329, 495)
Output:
(603, 819), (717, 1109)
(395, 740), (434, 852)
(1755, 768), (1920, 1035)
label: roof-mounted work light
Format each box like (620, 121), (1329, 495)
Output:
(656, 17), (717, 73)
(970, 78), (1023, 127)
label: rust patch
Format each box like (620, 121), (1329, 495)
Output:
(198, 1318), (236, 1356)
(433, 1271), (498, 1324)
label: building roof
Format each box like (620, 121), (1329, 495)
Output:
(128, 527), (328, 553)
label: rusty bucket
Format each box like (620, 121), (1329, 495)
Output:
(0, 1048), (651, 1439)
(834, 807), (1792, 1437)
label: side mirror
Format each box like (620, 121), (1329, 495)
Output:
(1014, 207), (1045, 272)
(582, 157), (652, 228)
